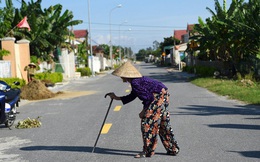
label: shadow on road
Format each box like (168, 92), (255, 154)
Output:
(175, 105), (260, 117)
(228, 150), (260, 159)
(207, 124), (260, 130)
(19, 146), (134, 157)
(137, 63), (195, 83)
(172, 105), (260, 131)
(20, 145), (168, 157)
(147, 72), (192, 83)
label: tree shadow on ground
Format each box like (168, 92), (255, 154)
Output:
(174, 104), (260, 117)
(147, 72), (193, 83)
(139, 64), (164, 69)
(137, 63), (195, 83)
(228, 150), (260, 159)
(172, 105), (260, 131)
(207, 123), (260, 130)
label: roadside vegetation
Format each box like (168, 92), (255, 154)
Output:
(191, 77), (260, 105)
(183, 65), (260, 105)
(186, 0), (260, 105)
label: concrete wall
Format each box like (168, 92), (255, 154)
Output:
(1, 38), (112, 81)
(1, 37), (16, 77)
(0, 61), (11, 78)
(1, 37), (30, 81)
(17, 39), (31, 79)
(37, 48), (76, 79)
(0, 37), (76, 82)
(88, 56), (109, 73)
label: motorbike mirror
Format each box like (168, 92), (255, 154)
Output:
(14, 81), (20, 86)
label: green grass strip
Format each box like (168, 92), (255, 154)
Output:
(191, 78), (260, 105)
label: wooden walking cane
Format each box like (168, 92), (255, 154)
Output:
(92, 93), (114, 153)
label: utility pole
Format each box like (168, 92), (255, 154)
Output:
(87, 0), (94, 76)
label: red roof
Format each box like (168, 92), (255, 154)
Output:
(187, 24), (195, 31)
(174, 30), (187, 40)
(73, 30), (88, 38)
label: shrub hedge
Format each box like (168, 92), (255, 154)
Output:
(34, 72), (63, 83)
(76, 67), (92, 76)
(183, 65), (217, 77)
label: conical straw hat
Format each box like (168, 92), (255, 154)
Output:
(29, 63), (36, 67)
(112, 61), (142, 78)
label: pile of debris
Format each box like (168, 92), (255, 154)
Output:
(20, 80), (56, 100)
(16, 116), (42, 129)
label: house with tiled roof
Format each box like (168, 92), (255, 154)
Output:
(72, 30), (109, 71)
(162, 24), (196, 68)
(174, 30), (187, 43)
(92, 45), (104, 56)
(65, 29), (88, 46)
(70, 29), (88, 45)
(74, 30), (88, 39)
(187, 24), (194, 32)
(173, 24), (195, 43)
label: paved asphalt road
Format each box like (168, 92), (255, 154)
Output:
(0, 62), (259, 162)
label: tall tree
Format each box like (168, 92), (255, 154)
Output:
(1, 0), (83, 61)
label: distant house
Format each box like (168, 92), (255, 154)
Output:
(172, 24), (195, 44)
(162, 24), (196, 68)
(174, 29), (187, 43)
(68, 29), (88, 45)
(73, 29), (105, 56)
(65, 29), (88, 46)
(92, 45), (104, 57)
(74, 30), (88, 39)
(187, 24), (195, 37)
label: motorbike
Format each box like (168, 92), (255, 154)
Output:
(0, 80), (21, 128)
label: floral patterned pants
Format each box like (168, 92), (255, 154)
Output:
(141, 89), (179, 156)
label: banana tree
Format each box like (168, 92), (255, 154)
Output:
(191, 0), (258, 72)
(7, 0), (83, 61)
(0, 0), (16, 37)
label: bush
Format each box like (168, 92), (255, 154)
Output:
(236, 71), (255, 81)
(0, 78), (26, 89)
(34, 72), (63, 83)
(113, 64), (120, 69)
(194, 65), (217, 77)
(183, 66), (194, 73)
(183, 65), (217, 77)
(76, 67), (92, 76)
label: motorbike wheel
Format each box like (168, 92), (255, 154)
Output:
(5, 119), (14, 127)
(5, 107), (16, 127)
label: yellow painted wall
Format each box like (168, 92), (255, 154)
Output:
(1, 37), (30, 82)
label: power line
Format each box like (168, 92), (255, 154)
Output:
(89, 29), (173, 32)
(81, 22), (185, 29)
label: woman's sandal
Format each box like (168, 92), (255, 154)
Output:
(167, 147), (180, 156)
(134, 152), (149, 158)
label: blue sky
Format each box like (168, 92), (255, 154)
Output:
(4, 0), (234, 53)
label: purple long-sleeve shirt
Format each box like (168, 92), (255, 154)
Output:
(120, 76), (167, 109)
